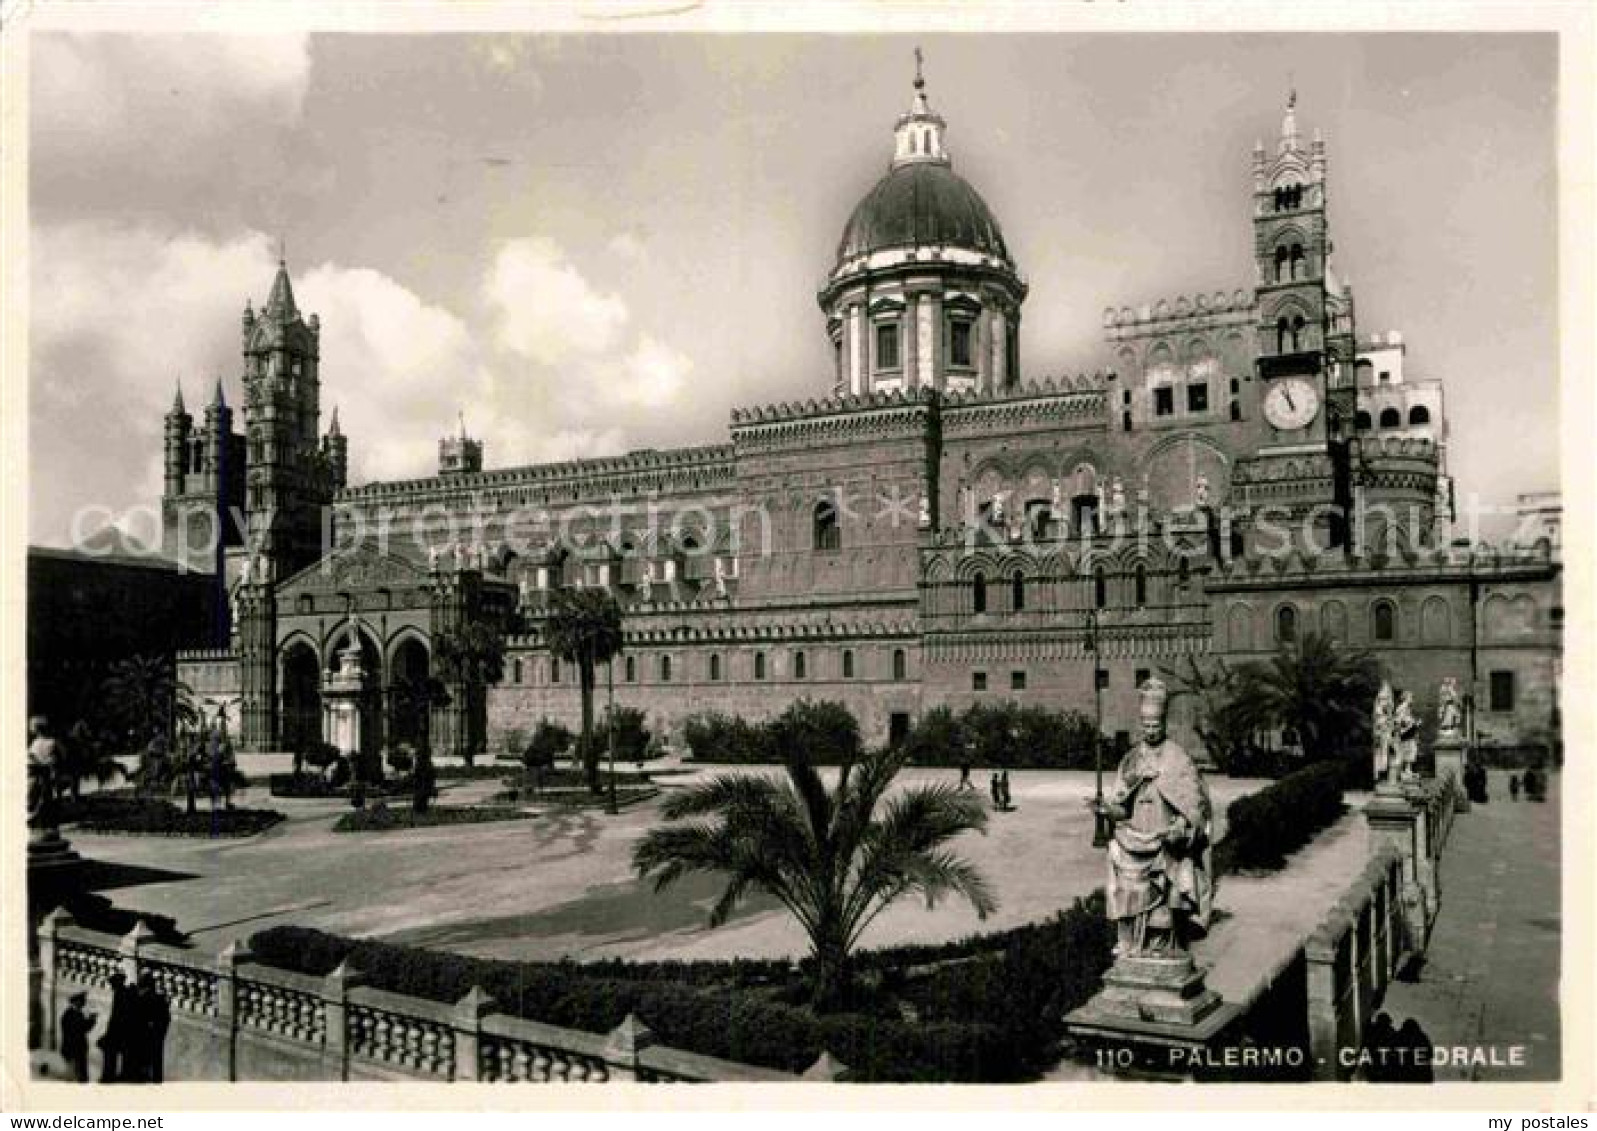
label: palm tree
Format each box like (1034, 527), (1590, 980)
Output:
(58, 720), (125, 802)
(102, 654), (198, 752)
(633, 739), (996, 1010)
(542, 587), (624, 793)
(432, 621), (507, 764)
(1228, 632), (1383, 765)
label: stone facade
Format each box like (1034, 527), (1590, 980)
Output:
(160, 76), (1559, 763)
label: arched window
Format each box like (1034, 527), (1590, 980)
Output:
(1229, 528), (1246, 559)
(709, 653), (721, 681)
(1011, 570), (1025, 612)
(1276, 317), (1290, 354)
(843, 649), (854, 679)
(1274, 246), (1290, 283)
(1229, 399), (1242, 421)
(813, 499), (841, 552)
(1408, 405), (1431, 426)
(1177, 557), (1191, 588)
(551, 658), (561, 684)
(892, 648), (907, 681)
(1093, 567), (1107, 610)
(625, 655), (636, 683)
(1373, 600), (1397, 642)
(1355, 410), (1373, 431)
(1379, 407), (1401, 429)
(660, 655), (672, 682)
(794, 651), (807, 680)
(754, 652), (766, 680)
(1291, 315), (1306, 352)
(1275, 605), (1298, 643)
(1134, 564), (1148, 607)
(512, 658), (523, 684)
(973, 572), (987, 614)
(1290, 244), (1306, 281)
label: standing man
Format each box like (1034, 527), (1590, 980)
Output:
(59, 992), (95, 1083)
(1097, 678), (1215, 956)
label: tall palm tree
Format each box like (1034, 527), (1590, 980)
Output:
(101, 654), (198, 752)
(633, 740), (996, 1010)
(542, 587), (624, 793)
(1229, 632), (1383, 764)
(432, 621), (506, 764)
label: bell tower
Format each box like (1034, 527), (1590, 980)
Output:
(241, 257), (337, 580)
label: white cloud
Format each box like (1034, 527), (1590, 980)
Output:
(32, 34), (312, 173)
(611, 335), (692, 409)
(607, 231), (648, 264)
(485, 237), (630, 365)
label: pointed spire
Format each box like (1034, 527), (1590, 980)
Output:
(211, 377), (226, 409)
(265, 255), (298, 321)
(171, 379), (186, 416)
(892, 47), (948, 168)
(458, 409), (470, 440)
(1279, 86), (1301, 155)
(329, 405), (341, 436)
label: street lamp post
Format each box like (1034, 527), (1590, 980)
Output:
(606, 655), (618, 815)
(1087, 608), (1111, 847)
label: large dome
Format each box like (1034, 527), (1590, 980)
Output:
(836, 161), (1012, 266)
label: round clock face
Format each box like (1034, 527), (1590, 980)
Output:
(1263, 378), (1321, 431)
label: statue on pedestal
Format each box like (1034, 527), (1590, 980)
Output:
(917, 493), (931, 529)
(1099, 678), (1214, 956)
(1437, 677), (1463, 741)
(1393, 690), (1420, 780)
(1195, 474), (1210, 509)
(1372, 681), (1396, 784)
(713, 556), (729, 596)
(26, 716), (59, 826)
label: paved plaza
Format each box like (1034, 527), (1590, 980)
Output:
(57, 768), (1270, 963)
(1378, 769), (1562, 1080)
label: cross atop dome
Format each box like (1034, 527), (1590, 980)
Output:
(893, 47), (948, 169)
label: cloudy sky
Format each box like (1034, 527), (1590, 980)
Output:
(29, 30), (1557, 545)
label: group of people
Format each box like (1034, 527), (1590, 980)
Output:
(1508, 766), (1549, 802)
(1358, 1012), (1438, 1083)
(57, 971), (171, 1084)
(954, 765), (1016, 812)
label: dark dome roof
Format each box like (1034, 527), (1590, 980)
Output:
(837, 161), (1011, 266)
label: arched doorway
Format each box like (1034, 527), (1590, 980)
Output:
(388, 636), (432, 753)
(280, 641), (322, 754)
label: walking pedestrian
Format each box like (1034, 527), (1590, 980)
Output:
(989, 771), (1002, 809)
(998, 770), (1013, 810)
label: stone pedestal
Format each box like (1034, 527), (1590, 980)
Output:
(1432, 734), (1469, 811)
(1364, 786), (1431, 954)
(322, 643), (366, 756)
(1065, 951), (1239, 1078)
(27, 825), (81, 873)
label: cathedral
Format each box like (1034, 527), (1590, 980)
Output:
(164, 67), (1562, 764)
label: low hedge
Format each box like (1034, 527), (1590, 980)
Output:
(1217, 760), (1346, 872)
(269, 773), (413, 799)
(247, 894), (1111, 1082)
(71, 800), (283, 838)
(332, 805), (531, 833)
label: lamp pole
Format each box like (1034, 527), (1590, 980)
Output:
(1087, 608), (1110, 847)
(606, 655), (618, 815)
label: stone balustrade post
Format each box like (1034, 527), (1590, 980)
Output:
(215, 940), (251, 1081)
(451, 986), (495, 1082)
(1304, 930), (1340, 1081)
(602, 1014), (655, 1082)
(38, 907), (74, 1051)
(119, 920), (155, 986)
(803, 1050), (853, 1082)
(320, 960), (363, 1081)
(1365, 791), (1427, 955)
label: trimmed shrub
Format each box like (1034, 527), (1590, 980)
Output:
(246, 894), (1112, 1082)
(332, 804), (530, 833)
(595, 707), (653, 763)
(70, 799), (283, 838)
(522, 720), (573, 773)
(765, 700), (861, 765)
(1218, 760), (1346, 872)
(680, 711), (771, 764)
(900, 702), (1098, 770)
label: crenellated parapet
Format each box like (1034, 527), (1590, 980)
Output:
(336, 443), (737, 507)
(1103, 290), (1256, 340)
(1207, 539), (1560, 592)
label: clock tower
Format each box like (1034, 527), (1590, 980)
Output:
(1235, 91), (1359, 548)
